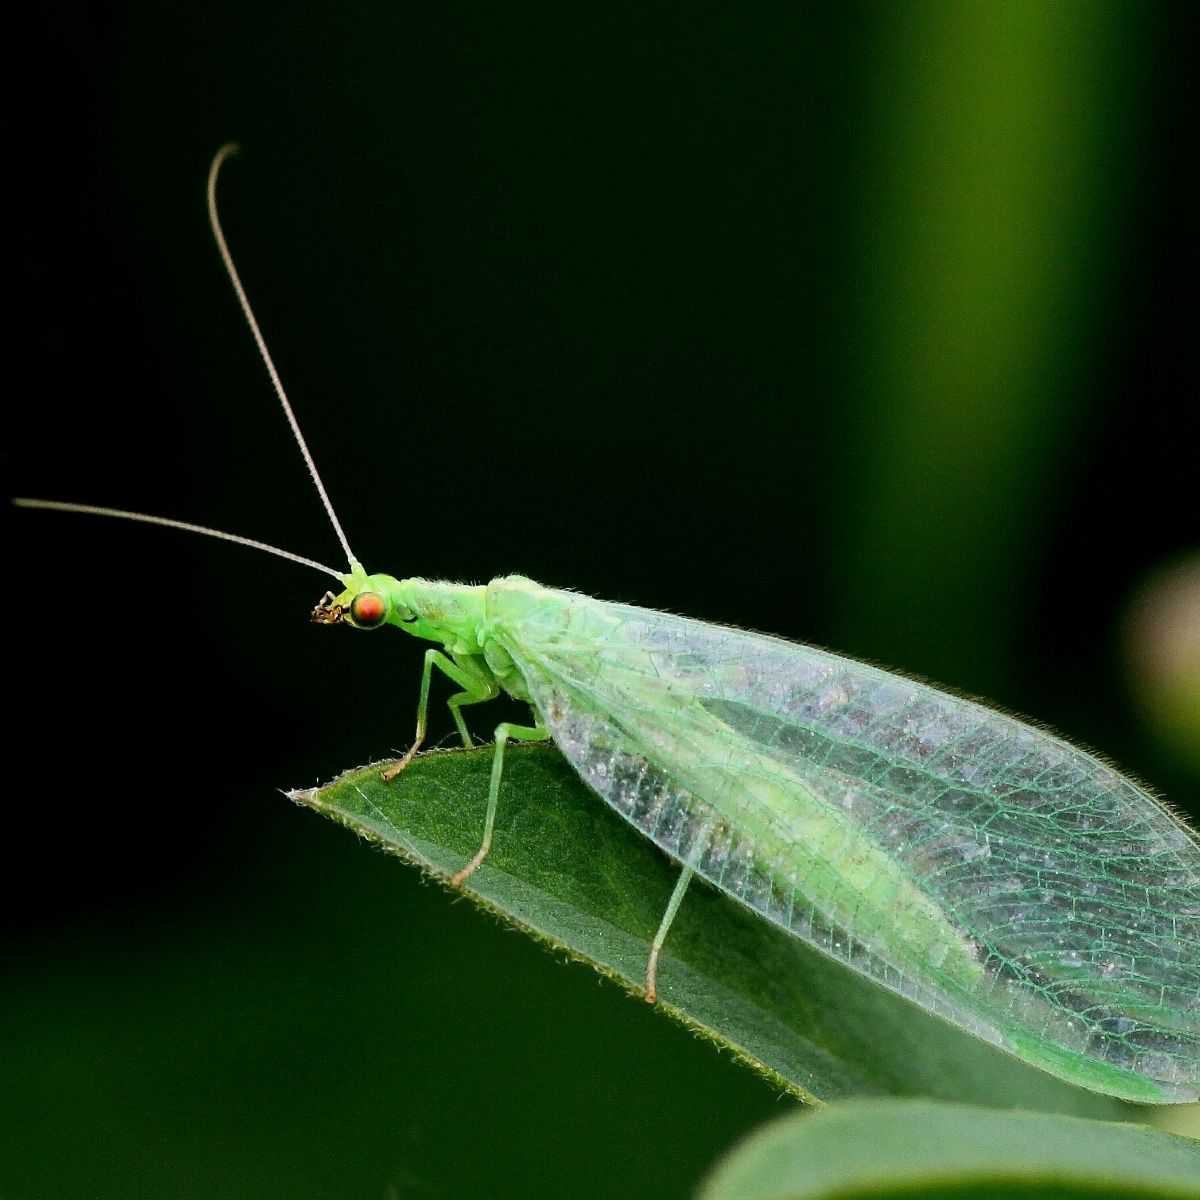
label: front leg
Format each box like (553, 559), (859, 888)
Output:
(382, 649), (497, 782)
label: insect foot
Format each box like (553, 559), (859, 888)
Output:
(381, 750), (417, 783)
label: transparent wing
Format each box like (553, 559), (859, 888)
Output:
(487, 580), (1200, 1101)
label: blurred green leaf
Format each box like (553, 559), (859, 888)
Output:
(698, 1100), (1200, 1199)
(1124, 552), (1200, 777)
(842, 2), (1144, 689)
(291, 746), (1132, 1115)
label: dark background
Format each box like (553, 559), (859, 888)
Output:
(6, 3), (1196, 1197)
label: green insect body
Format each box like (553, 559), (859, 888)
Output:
(320, 568), (1200, 1105)
(17, 146), (1200, 1107)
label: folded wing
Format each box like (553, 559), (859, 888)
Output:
(487, 579), (1200, 1101)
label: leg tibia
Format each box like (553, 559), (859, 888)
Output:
(383, 649), (497, 782)
(645, 866), (694, 1003)
(450, 720), (548, 887)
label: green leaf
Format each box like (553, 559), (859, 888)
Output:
(697, 1099), (1200, 1199)
(289, 746), (1133, 1114)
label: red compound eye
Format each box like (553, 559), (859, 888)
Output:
(349, 592), (387, 629)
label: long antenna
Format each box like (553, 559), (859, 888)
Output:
(207, 143), (358, 569)
(16, 145), (356, 582)
(13, 499), (344, 580)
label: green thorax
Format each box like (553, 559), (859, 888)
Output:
(320, 564), (489, 656)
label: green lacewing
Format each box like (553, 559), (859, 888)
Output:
(17, 146), (1200, 1104)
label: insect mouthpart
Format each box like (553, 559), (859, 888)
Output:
(311, 592), (347, 625)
